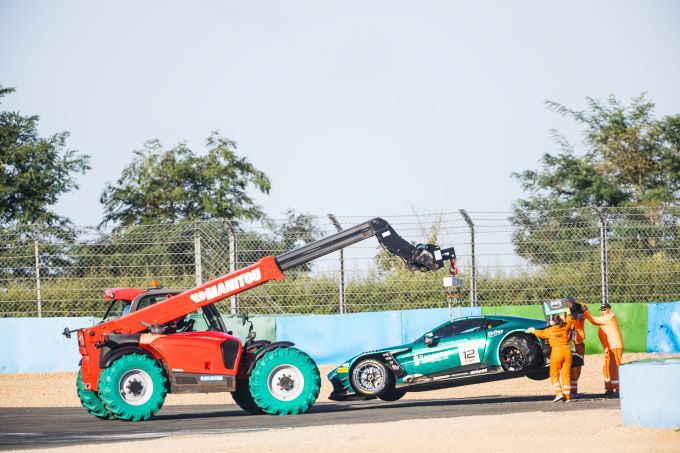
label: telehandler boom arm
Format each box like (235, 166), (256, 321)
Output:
(79, 218), (455, 350)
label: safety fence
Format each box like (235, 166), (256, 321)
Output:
(1, 207), (680, 317)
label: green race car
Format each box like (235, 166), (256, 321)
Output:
(328, 315), (571, 401)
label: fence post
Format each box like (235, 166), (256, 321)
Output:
(459, 209), (477, 307)
(224, 219), (238, 314)
(194, 220), (203, 286)
(34, 238), (42, 318)
(327, 214), (346, 314)
(596, 209), (609, 306)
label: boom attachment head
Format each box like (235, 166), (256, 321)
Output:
(275, 217), (455, 273)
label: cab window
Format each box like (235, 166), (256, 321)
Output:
(101, 300), (131, 322)
(134, 293), (222, 333)
(182, 308), (216, 331)
(135, 294), (172, 311)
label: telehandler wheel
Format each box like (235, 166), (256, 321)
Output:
(98, 354), (168, 421)
(249, 347), (320, 415)
(231, 379), (263, 414)
(77, 369), (115, 419)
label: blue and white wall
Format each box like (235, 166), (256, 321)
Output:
(1, 302), (679, 374)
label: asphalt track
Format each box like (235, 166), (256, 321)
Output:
(0, 395), (619, 450)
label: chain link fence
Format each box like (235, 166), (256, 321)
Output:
(1, 207), (680, 317)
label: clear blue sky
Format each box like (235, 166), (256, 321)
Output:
(1, 0), (679, 225)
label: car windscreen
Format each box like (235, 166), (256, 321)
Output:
(430, 318), (488, 339)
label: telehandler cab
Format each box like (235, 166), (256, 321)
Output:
(67, 218), (455, 421)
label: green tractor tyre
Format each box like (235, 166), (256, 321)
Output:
(76, 369), (115, 419)
(249, 347), (320, 416)
(98, 353), (168, 421)
(231, 379), (263, 414)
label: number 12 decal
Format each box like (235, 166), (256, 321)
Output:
(458, 341), (480, 365)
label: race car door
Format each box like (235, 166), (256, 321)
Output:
(411, 318), (488, 376)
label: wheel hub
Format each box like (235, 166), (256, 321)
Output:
(356, 364), (384, 391)
(267, 365), (304, 401)
(278, 374), (295, 392)
(126, 379), (144, 396)
(118, 369), (153, 406)
(502, 346), (525, 371)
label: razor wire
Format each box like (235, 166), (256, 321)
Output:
(1, 207), (680, 317)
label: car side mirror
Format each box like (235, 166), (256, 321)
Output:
(424, 332), (437, 347)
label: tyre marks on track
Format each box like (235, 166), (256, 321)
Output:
(0, 396), (619, 450)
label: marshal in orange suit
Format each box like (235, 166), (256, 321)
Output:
(585, 302), (624, 397)
(529, 313), (573, 402)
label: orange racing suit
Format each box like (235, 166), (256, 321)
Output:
(585, 311), (624, 392)
(569, 303), (587, 394)
(533, 315), (573, 400)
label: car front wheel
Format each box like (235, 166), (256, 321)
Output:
(350, 358), (392, 397)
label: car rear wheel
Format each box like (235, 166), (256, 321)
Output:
(526, 367), (550, 380)
(350, 358), (392, 397)
(499, 336), (540, 372)
(378, 389), (406, 402)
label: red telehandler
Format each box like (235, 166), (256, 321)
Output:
(65, 218), (456, 421)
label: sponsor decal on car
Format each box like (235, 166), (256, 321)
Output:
(414, 350), (452, 366)
(336, 366), (349, 374)
(488, 329), (504, 337)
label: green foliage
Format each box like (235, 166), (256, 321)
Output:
(237, 210), (321, 272)
(100, 132), (271, 227)
(7, 248), (680, 317)
(512, 95), (680, 265)
(0, 85), (90, 228)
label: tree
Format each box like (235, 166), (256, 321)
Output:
(511, 94), (680, 265)
(100, 132), (271, 226)
(0, 85), (90, 292)
(237, 210), (321, 271)
(0, 85), (91, 227)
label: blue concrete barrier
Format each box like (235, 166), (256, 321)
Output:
(0, 317), (95, 373)
(620, 358), (680, 428)
(276, 310), (403, 365)
(276, 307), (482, 365)
(647, 301), (680, 353)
